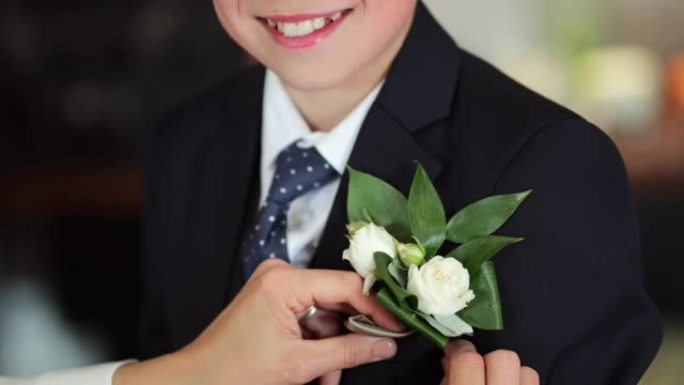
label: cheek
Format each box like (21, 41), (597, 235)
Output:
(212, 0), (238, 29)
(337, 0), (416, 73)
(363, 0), (416, 41)
(213, 0), (261, 55)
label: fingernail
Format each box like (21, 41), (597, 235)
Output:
(372, 339), (397, 360)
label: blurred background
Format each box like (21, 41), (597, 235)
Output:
(0, 0), (682, 383)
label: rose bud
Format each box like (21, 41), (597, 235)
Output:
(397, 242), (426, 267)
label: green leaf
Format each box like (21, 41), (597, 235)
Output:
(388, 262), (408, 287)
(391, 257), (409, 272)
(458, 261), (503, 330)
(407, 164), (446, 256)
(376, 288), (449, 349)
(347, 167), (412, 241)
(446, 236), (523, 274)
(446, 190), (532, 244)
(374, 252), (417, 311)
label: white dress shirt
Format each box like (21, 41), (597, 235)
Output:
(261, 69), (383, 267)
(0, 70), (383, 385)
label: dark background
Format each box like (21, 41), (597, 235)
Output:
(0, 0), (246, 368)
(1, 0), (683, 381)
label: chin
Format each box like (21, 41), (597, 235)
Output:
(270, 64), (354, 92)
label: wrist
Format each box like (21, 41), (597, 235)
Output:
(173, 340), (248, 385)
(112, 353), (188, 385)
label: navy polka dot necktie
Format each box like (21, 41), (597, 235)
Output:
(241, 140), (339, 279)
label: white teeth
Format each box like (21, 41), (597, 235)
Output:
(312, 17), (326, 30)
(297, 20), (314, 35)
(282, 22), (298, 37)
(265, 11), (346, 37)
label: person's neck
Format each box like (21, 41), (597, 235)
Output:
(284, 72), (382, 133)
(284, 24), (411, 132)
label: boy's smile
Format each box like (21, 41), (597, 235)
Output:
(213, 0), (416, 95)
(257, 8), (354, 49)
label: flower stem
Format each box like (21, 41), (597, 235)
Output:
(376, 288), (449, 349)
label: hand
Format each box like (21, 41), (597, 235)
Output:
(114, 260), (402, 385)
(441, 340), (539, 385)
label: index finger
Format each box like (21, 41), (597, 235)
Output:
(445, 340), (485, 385)
(287, 268), (403, 331)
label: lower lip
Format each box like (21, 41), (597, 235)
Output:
(262, 11), (351, 49)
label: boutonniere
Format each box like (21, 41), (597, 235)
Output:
(342, 164), (531, 348)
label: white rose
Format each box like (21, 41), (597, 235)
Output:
(342, 223), (397, 294)
(407, 256), (475, 316)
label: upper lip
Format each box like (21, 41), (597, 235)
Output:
(257, 8), (351, 22)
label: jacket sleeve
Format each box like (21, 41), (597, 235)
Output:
(137, 119), (173, 360)
(479, 118), (662, 384)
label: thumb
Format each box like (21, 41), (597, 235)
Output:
(295, 334), (397, 381)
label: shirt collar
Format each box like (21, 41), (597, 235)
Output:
(261, 70), (383, 175)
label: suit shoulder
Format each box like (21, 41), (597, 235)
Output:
(148, 65), (264, 146)
(441, 49), (618, 196)
(501, 117), (626, 184)
(456, 50), (578, 127)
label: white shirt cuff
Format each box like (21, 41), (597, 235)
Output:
(0, 360), (138, 385)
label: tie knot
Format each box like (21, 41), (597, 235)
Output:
(267, 140), (338, 203)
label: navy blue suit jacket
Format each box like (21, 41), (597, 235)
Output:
(140, 3), (662, 384)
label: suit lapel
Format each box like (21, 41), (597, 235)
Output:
(309, 105), (443, 270)
(309, 2), (461, 270)
(217, 70), (266, 301)
(181, 68), (264, 330)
